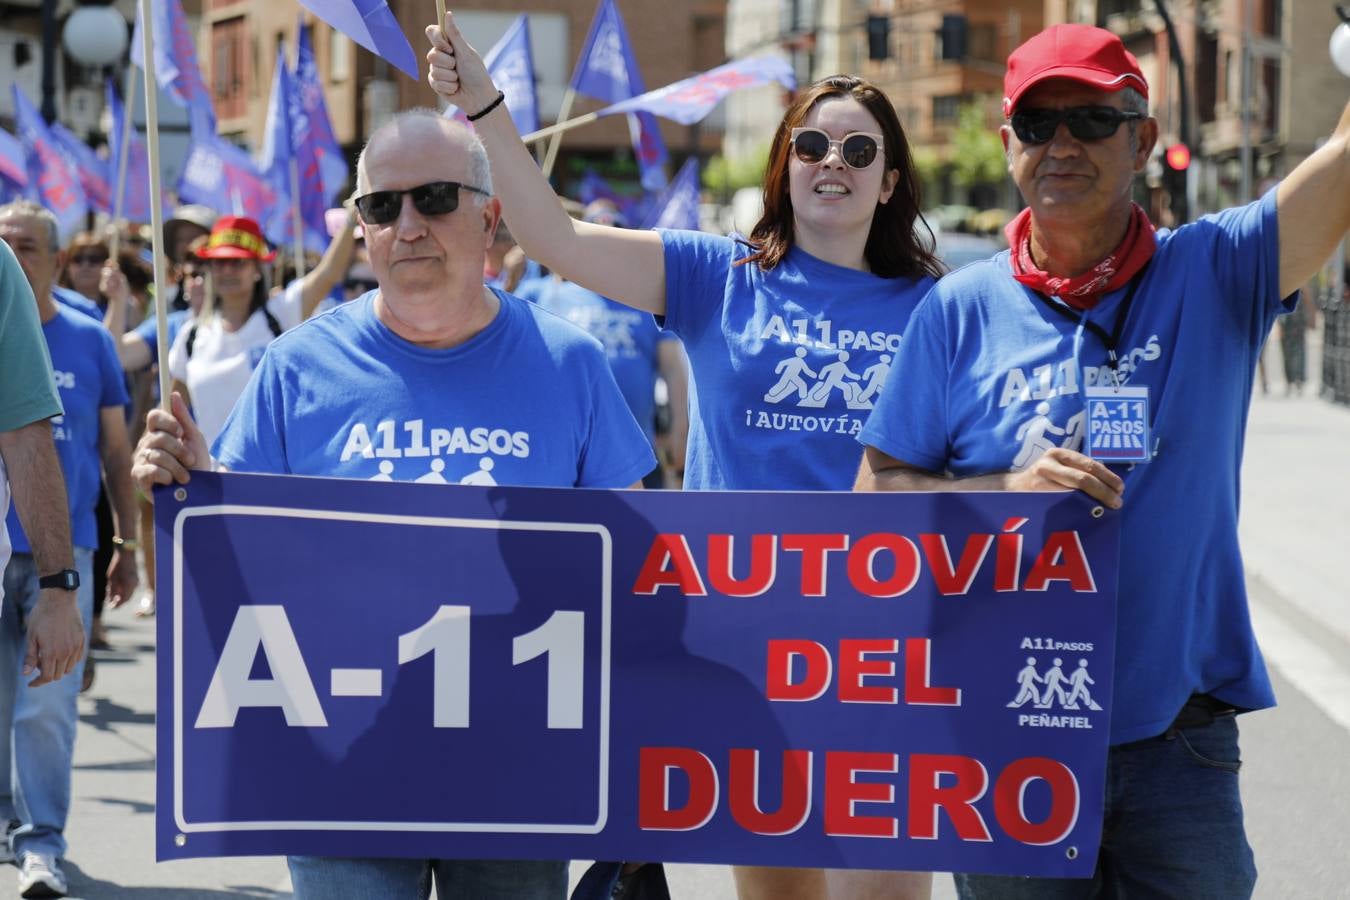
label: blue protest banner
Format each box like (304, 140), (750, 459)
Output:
(299, 0), (418, 80)
(598, 55), (797, 125)
(50, 122), (113, 215)
(294, 22), (349, 205)
(177, 134), (279, 225)
(11, 87), (87, 236)
(0, 127), (27, 195)
(641, 157), (700, 231)
(569, 0), (667, 191)
(131, 0), (218, 137)
(105, 78), (163, 223)
(157, 474), (1119, 876)
(484, 14), (539, 136)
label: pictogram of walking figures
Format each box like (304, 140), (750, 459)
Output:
(1008, 657), (1103, 711)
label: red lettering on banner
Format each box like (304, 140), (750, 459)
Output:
(993, 758), (1080, 845)
(632, 534), (708, 596)
(838, 639), (898, 704)
(708, 534), (776, 597)
(824, 752), (898, 838)
(728, 749), (813, 835)
(765, 640), (831, 701)
(907, 754), (993, 841)
(1022, 531), (1096, 592)
(630, 524), (1097, 598)
(847, 534), (921, 597)
(780, 534), (848, 596)
(903, 638), (961, 706)
(638, 747), (719, 831)
(919, 533), (994, 595)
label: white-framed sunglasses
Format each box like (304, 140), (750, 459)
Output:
(789, 127), (884, 169)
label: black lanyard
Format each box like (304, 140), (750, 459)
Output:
(1031, 266), (1149, 382)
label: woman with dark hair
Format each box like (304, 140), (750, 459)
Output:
(58, 231), (111, 306)
(166, 217), (320, 446)
(428, 22), (935, 899)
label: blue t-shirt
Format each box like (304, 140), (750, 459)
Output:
(518, 278), (675, 447)
(133, 308), (189, 363)
(659, 229), (936, 491)
(53, 286), (102, 321)
(213, 290), (655, 489)
(860, 190), (1291, 744)
(6, 305), (129, 551)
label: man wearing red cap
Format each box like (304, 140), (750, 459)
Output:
(858, 23), (1349, 898)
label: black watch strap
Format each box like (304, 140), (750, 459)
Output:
(37, 568), (80, 592)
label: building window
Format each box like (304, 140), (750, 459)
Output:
(967, 24), (997, 62)
(212, 16), (248, 119)
(330, 28), (350, 82)
(932, 94), (960, 123)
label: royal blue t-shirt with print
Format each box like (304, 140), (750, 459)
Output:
(213, 290), (655, 490)
(53, 285), (102, 321)
(6, 305), (129, 551)
(860, 190), (1291, 744)
(518, 277), (676, 446)
(659, 229), (936, 491)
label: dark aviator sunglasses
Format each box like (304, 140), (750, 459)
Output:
(352, 181), (490, 225)
(1010, 106), (1144, 145)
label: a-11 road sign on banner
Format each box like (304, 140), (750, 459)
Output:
(156, 473), (1119, 877)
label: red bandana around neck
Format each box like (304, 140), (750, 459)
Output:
(1004, 203), (1157, 310)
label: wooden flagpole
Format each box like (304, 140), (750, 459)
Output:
(137, 0), (172, 408)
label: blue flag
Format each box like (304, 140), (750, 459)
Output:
(0, 127), (27, 200)
(294, 22), (349, 203)
(297, 0), (418, 80)
(641, 157), (700, 231)
(597, 55), (796, 125)
(483, 15), (538, 136)
(258, 45), (300, 250)
(131, 0), (218, 137)
(178, 133), (278, 227)
(105, 78), (162, 223)
(11, 87), (87, 236)
(50, 123), (113, 216)
(569, 0), (667, 192)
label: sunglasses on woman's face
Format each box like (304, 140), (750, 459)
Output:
(352, 181), (490, 225)
(789, 127), (883, 170)
(70, 254), (107, 266)
(1010, 106), (1144, 145)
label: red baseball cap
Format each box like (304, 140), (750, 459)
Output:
(1003, 24), (1148, 118)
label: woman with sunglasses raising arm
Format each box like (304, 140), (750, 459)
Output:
(427, 16), (939, 900)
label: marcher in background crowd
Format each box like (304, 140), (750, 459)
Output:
(271, 206), (361, 315)
(0, 200), (137, 899)
(1279, 290), (1317, 395)
(856, 24), (1350, 899)
(516, 199), (689, 489)
(427, 14), (940, 899)
(133, 108), (653, 900)
(56, 233), (109, 309)
(166, 216), (320, 447)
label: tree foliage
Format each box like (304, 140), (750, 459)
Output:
(949, 101), (1007, 190)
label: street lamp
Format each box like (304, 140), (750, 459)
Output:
(1332, 4), (1350, 77)
(62, 4), (128, 67)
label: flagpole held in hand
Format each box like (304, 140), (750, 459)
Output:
(540, 88), (576, 177)
(137, 0), (172, 409)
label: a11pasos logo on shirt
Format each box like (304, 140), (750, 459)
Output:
(340, 418), (529, 462)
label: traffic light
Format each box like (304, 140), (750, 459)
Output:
(866, 15), (890, 61)
(1162, 143), (1190, 223)
(1165, 143), (1191, 171)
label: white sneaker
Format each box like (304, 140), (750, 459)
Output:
(16, 852), (67, 898)
(0, 820), (18, 865)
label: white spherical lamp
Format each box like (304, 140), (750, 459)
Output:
(1331, 22), (1350, 78)
(62, 6), (129, 67)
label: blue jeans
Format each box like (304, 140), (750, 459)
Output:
(0, 549), (94, 860)
(955, 714), (1256, 899)
(287, 855), (568, 899)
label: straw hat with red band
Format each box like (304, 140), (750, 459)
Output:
(194, 215), (277, 262)
(1002, 24), (1149, 118)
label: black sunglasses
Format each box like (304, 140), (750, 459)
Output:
(352, 181), (490, 225)
(789, 127), (883, 170)
(1010, 106), (1144, 145)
